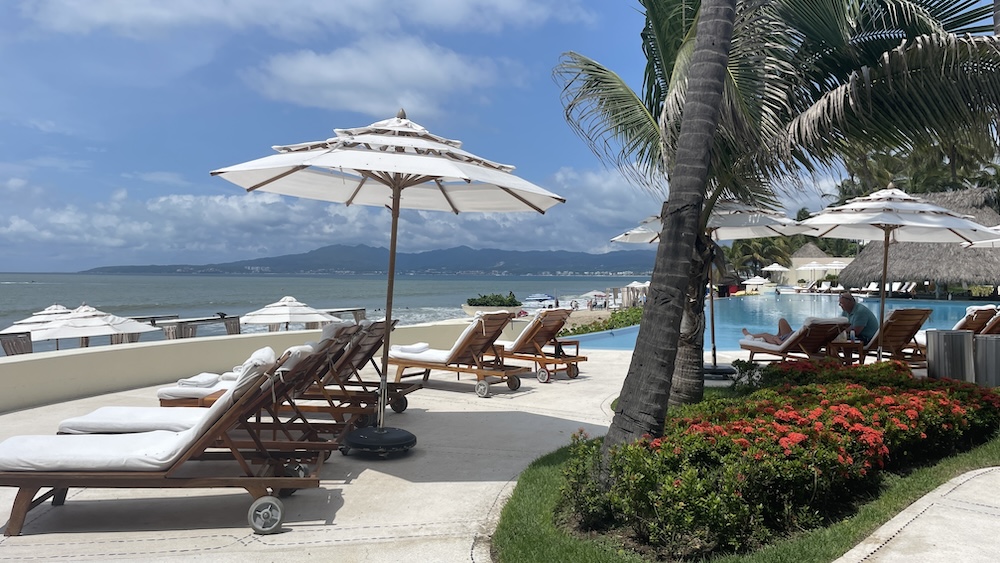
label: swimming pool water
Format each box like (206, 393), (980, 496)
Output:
(576, 294), (984, 351)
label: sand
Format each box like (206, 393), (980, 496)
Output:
(566, 308), (613, 327)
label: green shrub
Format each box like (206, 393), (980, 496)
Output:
(560, 363), (1000, 559)
(560, 307), (642, 336)
(466, 292), (521, 307)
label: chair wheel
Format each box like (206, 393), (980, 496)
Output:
(507, 375), (521, 391)
(536, 368), (551, 383)
(248, 496), (284, 534)
(567, 364), (580, 378)
(390, 394), (408, 413)
(475, 380), (490, 397)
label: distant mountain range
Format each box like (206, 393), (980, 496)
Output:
(82, 244), (657, 276)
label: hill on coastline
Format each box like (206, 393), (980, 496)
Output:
(82, 244), (657, 276)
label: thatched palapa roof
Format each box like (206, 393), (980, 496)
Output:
(792, 242), (829, 258)
(838, 188), (1000, 287)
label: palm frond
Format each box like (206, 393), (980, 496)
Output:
(553, 51), (667, 195)
(783, 34), (1000, 163)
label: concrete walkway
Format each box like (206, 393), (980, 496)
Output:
(0, 349), (995, 561)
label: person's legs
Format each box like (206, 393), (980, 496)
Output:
(742, 318), (794, 345)
(777, 318), (793, 339)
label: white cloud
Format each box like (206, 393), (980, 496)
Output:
(243, 37), (512, 117)
(122, 171), (190, 186)
(19, 0), (594, 38)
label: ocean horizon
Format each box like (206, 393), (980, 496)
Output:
(0, 272), (647, 353)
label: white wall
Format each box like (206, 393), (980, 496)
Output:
(0, 319), (527, 415)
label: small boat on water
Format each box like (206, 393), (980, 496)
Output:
(522, 293), (557, 310)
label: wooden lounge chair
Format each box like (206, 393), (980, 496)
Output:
(980, 311), (1000, 335)
(294, 319), (421, 427)
(0, 351), (325, 536)
(0, 332), (32, 356)
(914, 305), (996, 348)
(739, 317), (849, 362)
(863, 308), (933, 365)
(388, 311), (530, 397)
(487, 308), (588, 383)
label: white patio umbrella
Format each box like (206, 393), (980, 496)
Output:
(242, 296), (336, 331)
(31, 305), (160, 347)
(0, 304), (71, 334)
(212, 110), (566, 452)
(612, 204), (812, 371)
(742, 275), (770, 286)
(801, 187), (996, 349)
(761, 263), (789, 272)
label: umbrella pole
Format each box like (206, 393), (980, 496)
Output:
(877, 228), (890, 355)
(709, 270), (717, 367)
(378, 186), (402, 429)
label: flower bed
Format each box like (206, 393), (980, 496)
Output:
(560, 361), (1000, 560)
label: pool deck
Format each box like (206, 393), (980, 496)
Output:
(0, 349), (995, 561)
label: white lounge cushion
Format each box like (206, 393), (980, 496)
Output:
(389, 314), (487, 364)
(58, 406), (208, 434)
(392, 342), (429, 354)
(321, 318), (355, 341)
(0, 429), (193, 472)
(176, 372), (220, 387)
(279, 343), (316, 373)
(157, 380), (232, 401)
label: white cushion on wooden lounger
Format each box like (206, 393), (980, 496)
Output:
(737, 317), (840, 354)
(0, 351), (276, 471)
(57, 406), (209, 434)
(389, 313), (495, 364)
(156, 346), (276, 401)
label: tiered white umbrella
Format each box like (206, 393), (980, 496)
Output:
(742, 275), (770, 286)
(242, 296), (336, 331)
(802, 187), (995, 349)
(31, 305), (160, 348)
(0, 304), (71, 335)
(212, 110), (566, 453)
(761, 263), (789, 272)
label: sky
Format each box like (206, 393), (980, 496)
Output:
(0, 0), (836, 273)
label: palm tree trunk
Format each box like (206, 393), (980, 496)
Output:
(601, 0), (735, 463)
(670, 234), (711, 407)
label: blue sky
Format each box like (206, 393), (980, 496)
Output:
(0, 0), (834, 272)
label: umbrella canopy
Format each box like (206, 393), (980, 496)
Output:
(241, 296), (336, 329)
(742, 276), (770, 286)
(801, 187), (996, 348)
(0, 304), (71, 334)
(212, 110), (565, 431)
(31, 305), (160, 344)
(761, 263), (789, 272)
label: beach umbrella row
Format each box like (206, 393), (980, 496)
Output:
(1, 304), (160, 349)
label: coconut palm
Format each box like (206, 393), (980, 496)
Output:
(557, 0), (1000, 449)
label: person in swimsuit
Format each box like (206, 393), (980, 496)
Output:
(742, 318), (794, 345)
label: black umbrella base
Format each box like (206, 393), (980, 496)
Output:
(341, 426), (416, 458)
(704, 364), (737, 380)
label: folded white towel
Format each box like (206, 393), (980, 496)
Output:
(219, 371), (239, 381)
(392, 342), (430, 354)
(176, 372), (220, 387)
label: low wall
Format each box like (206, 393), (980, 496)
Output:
(0, 319), (526, 415)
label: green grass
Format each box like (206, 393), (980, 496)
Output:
(494, 418), (1000, 563)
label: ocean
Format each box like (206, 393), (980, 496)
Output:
(0, 273), (645, 353)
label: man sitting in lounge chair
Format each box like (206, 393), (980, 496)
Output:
(838, 291), (879, 344)
(742, 319), (795, 345)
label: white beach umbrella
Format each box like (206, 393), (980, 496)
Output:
(742, 276), (770, 286)
(761, 263), (789, 272)
(0, 304), (71, 334)
(31, 305), (160, 346)
(801, 187), (996, 349)
(241, 296), (336, 330)
(212, 110), (566, 448)
(612, 204), (812, 371)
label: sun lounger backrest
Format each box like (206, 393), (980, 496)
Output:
(867, 308), (932, 353)
(447, 311), (512, 365)
(795, 317), (849, 355)
(953, 305), (997, 333)
(517, 308), (571, 353)
(980, 311), (1000, 335)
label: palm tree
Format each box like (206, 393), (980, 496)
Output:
(600, 0), (737, 458)
(558, 0), (1000, 450)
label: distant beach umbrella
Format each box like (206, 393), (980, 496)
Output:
(742, 276), (770, 286)
(31, 305), (160, 347)
(801, 187), (995, 350)
(212, 109), (565, 450)
(241, 296), (337, 331)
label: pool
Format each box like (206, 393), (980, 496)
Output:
(575, 293), (987, 351)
